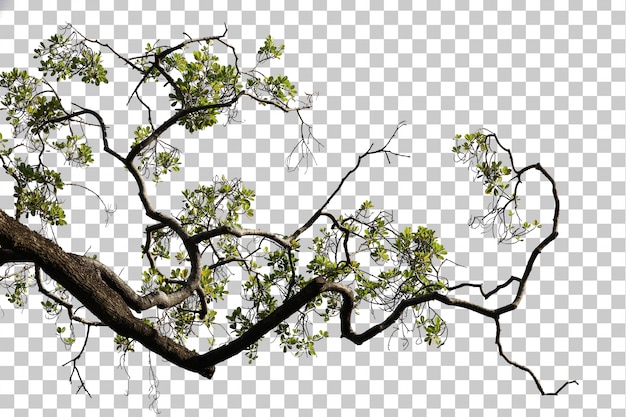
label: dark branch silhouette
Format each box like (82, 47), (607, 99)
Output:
(0, 24), (576, 395)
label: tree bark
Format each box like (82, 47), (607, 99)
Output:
(0, 209), (216, 378)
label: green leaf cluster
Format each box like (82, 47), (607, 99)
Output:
(277, 324), (328, 356)
(51, 134), (94, 166)
(453, 132), (511, 197)
(131, 125), (182, 182)
(352, 224), (448, 305)
(260, 74), (297, 102)
(419, 315), (444, 346)
(257, 35), (285, 61)
(292, 201), (449, 347)
(4, 273), (30, 308)
(0, 68), (65, 137)
(224, 239), (338, 360)
(56, 326), (75, 345)
(34, 32), (109, 85)
(6, 159), (67, 225)
(140, 267), (171, 294)
(114, 333), (136, 353)
(0, 66), (96, 226)
(160, 43), (242, 132)
(179, 176), (255, 233)
(453, 131), (542, 243)
(202, 266), (228, 301)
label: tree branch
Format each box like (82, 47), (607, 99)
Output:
(77, 254), (200, 313)
(494, 318), (578, 395)
(188, 225), (292, 248)
(34, 265), (104, 326)
(0, 209), (216, 378)
(191, 277), (328, 369)
(289, 122), (407, 241)
(447, 275), (522, 299)
(126, 92), (245, 163)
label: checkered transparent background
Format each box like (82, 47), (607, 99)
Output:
(0, 1), (625, 416)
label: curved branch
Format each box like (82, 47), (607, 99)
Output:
(494, 318), (578, 395)
(45, 105), (127, 169)
(191, 276), (328, 369)
(126, 90), (245, 162)
(77, 254), (199, 313)
(0, 210), (215, 378)
(77, 23), (230, 106)
(321, 282), (497, 346)
(494, 163), (560, 316)
(320, 280), (576, 394)
(188, 225), (292, 248)
(42, 104), (206, 312)
(289, 122), (408, 241)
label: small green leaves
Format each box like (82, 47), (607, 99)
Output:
(131, 124), (184, 182)
(359, 199), (374, 211)
(5, 274), (29, 308)
(419, 315), (444, 346)
(153, 151), (181, 182)
(7, 162), (67, 226)
(114, 334), (135, 353)
(140, 267), (169, 295)
(34, 31), (108, 85)
(257, 35), (285, 61)
(179, 176), (255, 233)
(41, 299), (59, 314)
(56, 326), (75, 345)
(159, 43), (241, 131)
(200, 265), (228, 301)
(132, 125), (153, 146)
(0, 68), (65, 137)
(453, 130), (544, 243)
(51, 134), (94, 166)
(278, 327), (328, 357)
(521, 219), (541, 231)
(305, 201), (449, 344)
(262, 74), (297, 101)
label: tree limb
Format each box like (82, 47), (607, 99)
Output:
(190, 276), (328, 369)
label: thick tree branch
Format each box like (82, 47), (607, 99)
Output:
(0, 209), (215, 378)
(78, 255), (199, 313)
(44, 107), (206, 313)
(0, 248), (33, 265)
(33, 265), (104, 326)
(1, 26), (574, 395)
(190, 276), (328, 369)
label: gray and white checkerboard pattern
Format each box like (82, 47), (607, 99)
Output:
(0, 1), (625, 416)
